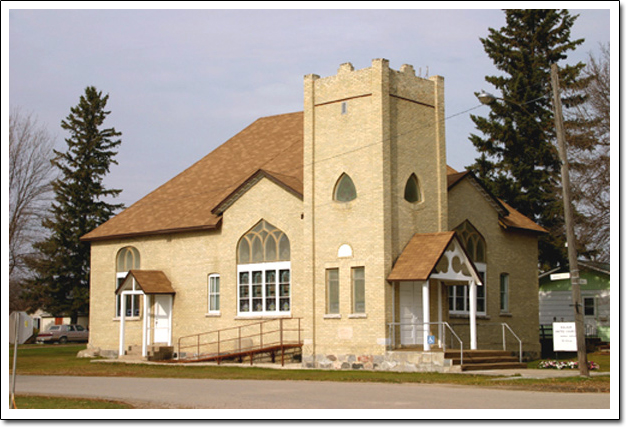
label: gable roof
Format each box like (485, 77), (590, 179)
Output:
(82, 112), (304, 241)
(387, 231), (482, 284)
(82, 111), (544, 241)
(447, 171), (547, 234)
(117, 270), (175, 295)
(387, 232), (456, 282)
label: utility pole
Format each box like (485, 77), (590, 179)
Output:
(550, 63), (589, 377)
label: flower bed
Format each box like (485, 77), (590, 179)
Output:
(538, 359), (599, 370)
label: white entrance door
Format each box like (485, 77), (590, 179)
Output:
(400, 282), (423, 346)
(153, 295), (171, 344)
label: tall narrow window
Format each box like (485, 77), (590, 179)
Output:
(326, 269), (339, 314)
(404, 173), (421, 203)
(116, 247), (141, 318)
(500, 273), (509, 313)
(352, 267), (365, 314)
(208, 274), (220, 314)
(334, 173), (357, 202)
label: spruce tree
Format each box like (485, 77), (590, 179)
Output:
(469, 9), (585, 269)
(26, 87), (123, 322)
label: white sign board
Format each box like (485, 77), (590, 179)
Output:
(553, 322), (577, 352)
(550, 272), (571, 281)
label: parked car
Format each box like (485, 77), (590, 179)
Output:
(36, 324), (89, 344)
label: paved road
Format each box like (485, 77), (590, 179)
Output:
(14, 375), (610, 410)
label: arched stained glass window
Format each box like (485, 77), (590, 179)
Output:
(237, 220), (291, 316)
(450, 220), (487, 315)
(333, 173), (357, 202)
(404, 173), (421, 203)
(454, 221), (486, 263)
(237, 220), (290, 264)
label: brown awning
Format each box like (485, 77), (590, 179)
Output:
(388, 232), (456, 282)
(116, 270), (175, 295)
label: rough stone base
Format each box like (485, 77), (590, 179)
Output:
(303, 352), (458, 373)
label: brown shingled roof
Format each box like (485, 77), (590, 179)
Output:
(82, 112), (304, 241)
(82, 110), (544, 241)
(117, 270), (175, 295)
(387, 232), (455, 282)
(447, 170), (547, 234)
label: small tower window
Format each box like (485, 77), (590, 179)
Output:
(334, 173), (357, 202)
(404, 174), (421, 203)
(341, 102), (348, 115)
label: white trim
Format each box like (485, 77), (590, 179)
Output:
(207, 273), (221, 315)
(237, 261), (291, 317)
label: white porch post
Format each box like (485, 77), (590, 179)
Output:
(167, 295), (173, 346)
(437, 281), (442, 348)
(469, 280), (477, 350)
(146, 295), (151, 349)
(422, 280), (431, 351)
(119, 293), (126, 357)
(391, 282), (396, 349)
(142, 293), (148, 357)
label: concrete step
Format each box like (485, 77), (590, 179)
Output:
(443, 350), (526, 370)
(460, 362), (527, 371)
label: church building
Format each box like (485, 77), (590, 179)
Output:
(82, 59), (545, 371)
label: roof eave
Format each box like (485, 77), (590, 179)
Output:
(81, 219), (222, 243)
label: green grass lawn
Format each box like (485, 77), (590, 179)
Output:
(12, 395), (134, 409)
(9, 344), (610, 395)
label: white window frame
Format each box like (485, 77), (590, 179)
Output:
(116, 273), (140, 319)
(237, 261), (291, 317)
(500, 273), (510, 313)
(449, 264), (486, 315)
(208, 274), (221, 315)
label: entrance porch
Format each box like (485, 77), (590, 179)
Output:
(116, 270), (176, 360)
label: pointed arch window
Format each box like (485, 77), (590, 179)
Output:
(333, 173), (357, 202)
(450, 221), (487, 315)
(237, 220), (291, 316)
(404, 173), (421, 203)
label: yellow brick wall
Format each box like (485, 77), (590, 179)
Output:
(88, 59), (540, 362)
(89, 178), (305, 354)
(303, 59), (448, 358)
(447, 179), (541, 356)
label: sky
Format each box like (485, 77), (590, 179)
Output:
(5, 3), (615, 208)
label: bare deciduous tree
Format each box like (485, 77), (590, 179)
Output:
(9, 107), (57, 311)
(566, 44), (610, 262)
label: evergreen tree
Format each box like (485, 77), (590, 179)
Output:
(26, 87), (123, 322)
(469, 9), (585, 269)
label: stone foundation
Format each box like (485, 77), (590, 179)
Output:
(303, 351), (459, 373)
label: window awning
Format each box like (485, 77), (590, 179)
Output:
(116, 270), (176, 295)
(387, 231), (482, 284)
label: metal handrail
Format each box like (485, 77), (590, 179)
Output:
(177, 317), (302, 365)
(387, 321), (464, 365)
(449, 321), (523, 363)
(501, 323), (523, 363)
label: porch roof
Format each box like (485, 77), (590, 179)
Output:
(117, 270), (176, 295)
(388, 232), (455, 282)
(388, 231), (482, 284)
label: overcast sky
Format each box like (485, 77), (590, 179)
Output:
(6, 4), (615, 208)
